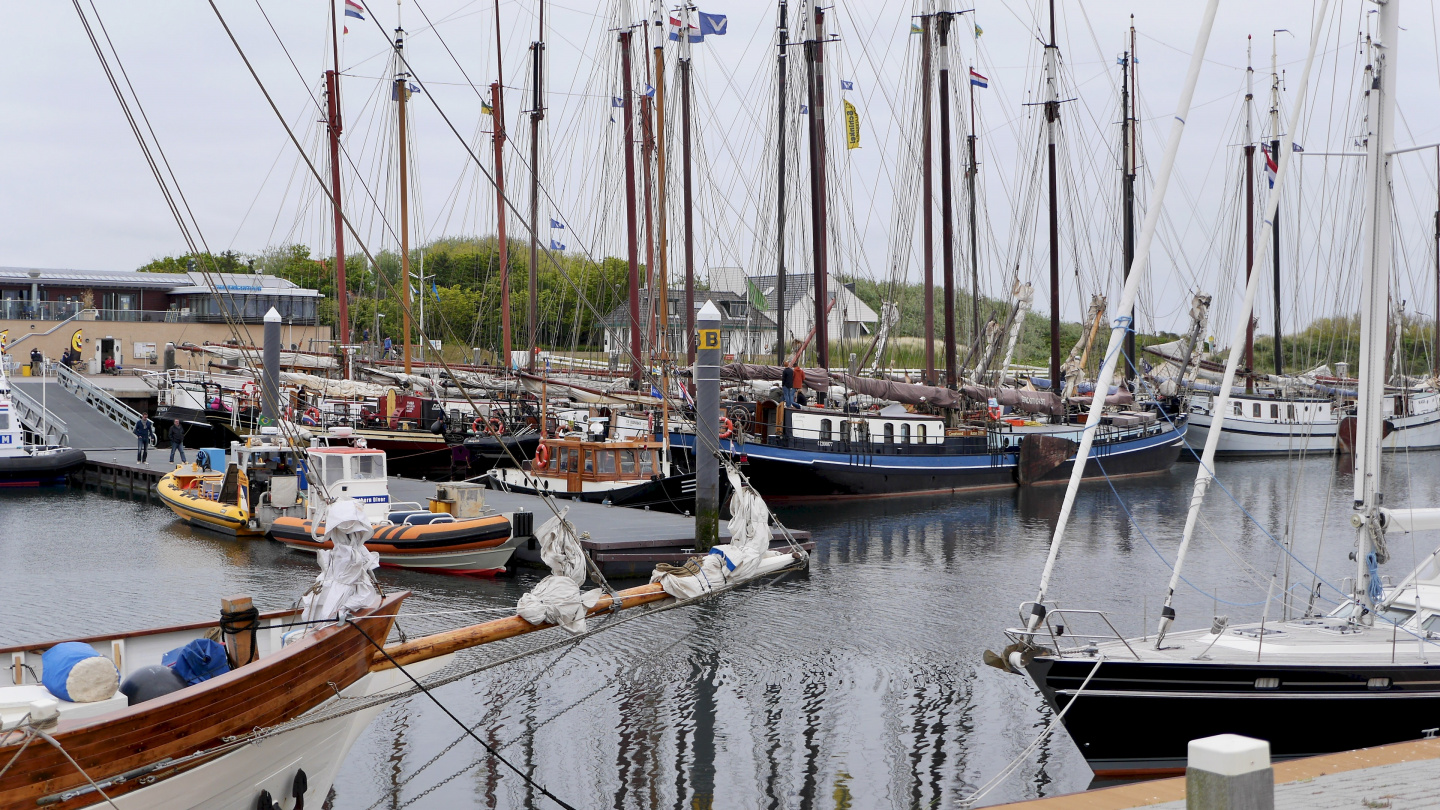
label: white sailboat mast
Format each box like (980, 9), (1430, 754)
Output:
(1026, 0), (1221, 629)
(1355, 0), (1400, 607)
(1153, 0), (1331, 646)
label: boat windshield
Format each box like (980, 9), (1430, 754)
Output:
(352, 454), (386, 480)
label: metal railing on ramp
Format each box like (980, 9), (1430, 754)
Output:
(8, 385), (69, 446)
(53, 364), (155, 447)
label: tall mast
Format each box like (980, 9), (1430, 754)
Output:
(326, 0), (349, 376)
(937, 10), (957, 387)
(804, 6), (829, 370)
(653, 8), (671, 363)
(621, 30), (643, 383)
(1120, 20), (1135, 384)
(1245, 36), (1256, 391)
(1270, 32), (1284, 378)
(681, 5), (696, 365)
(491, 83), (510, 371)
(1354, 0), (1398, 608)
(527, 5), (545, 371)
(966, 25), (981, 374)
(1434, 145), (1439, 377)
(395, 26), (413, 375)
(1045, 0), (1061, 398)
(921, 9), (935, 385)
(774, 1), (789, 365)
(641, 90), (657, 359)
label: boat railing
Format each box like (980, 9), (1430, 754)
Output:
(7, 384), (69, 447)
(53, 362), (156, 446)
(1006, 605), (1141, 660)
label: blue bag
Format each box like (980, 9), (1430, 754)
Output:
(42, 641), (119, 703)
(161, 638), (231, 685)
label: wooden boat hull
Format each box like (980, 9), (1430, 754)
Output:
(0, 595), (407, 809)
(156, 471), (260, 537)
(351, 429), (452, 476)
(0, 447), (86, 487)
(269, 514), (516, 576)
(483, 469), (726, 515)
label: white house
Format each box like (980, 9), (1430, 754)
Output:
(709, 267), (878, 346)
(600, 289), (776, 359)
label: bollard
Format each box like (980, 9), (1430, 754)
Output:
(1186, 734), (1273, 810)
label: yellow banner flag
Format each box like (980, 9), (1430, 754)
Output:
(844, 99), (861, 150)
(71, 329), (84, 353)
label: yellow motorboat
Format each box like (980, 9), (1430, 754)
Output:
(158, 429), (310, 536)
(157, 462), (257, 536)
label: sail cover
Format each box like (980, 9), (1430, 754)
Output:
(651, 467), (788, 599)
(517, 509), (603, 634)
(299, 498), (381, 624)
(720, 363), (1085, 415)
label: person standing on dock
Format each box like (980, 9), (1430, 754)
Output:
(134, 413), (153, 463)
(449, 443), (471, 481)
(792, 364), (806, 407)
(29, 347), (42, 377)
(168, 420), (187, 464)
(781, 362), (796, 408)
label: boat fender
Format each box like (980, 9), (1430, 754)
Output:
(41, 642), (119, 703)
(534, 442), (551, 467)
(292, 768), (308, 809)
(430, 419), (445, 434)
(160, 638), (231, 685)
(119, 664), (189, 705)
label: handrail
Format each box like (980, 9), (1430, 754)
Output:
(8, 384), (69, 446)
(53, 363), (155, 446)
(3, 309), (99, 351)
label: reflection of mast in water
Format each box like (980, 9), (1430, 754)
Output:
(384, 705), (412, 808)
(759, 681), (786, 805)
(611, 661), (665, 808)
(795, 670), (825, 809)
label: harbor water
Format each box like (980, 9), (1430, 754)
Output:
(5, 452), (1438, 808)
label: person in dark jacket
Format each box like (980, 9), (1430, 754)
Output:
(134, 414), (154, 463)
(168, 420), (187, 463)
(29, 348), (42, 377)
(781, 363), (796, 408)
(449, 443), (471, 481)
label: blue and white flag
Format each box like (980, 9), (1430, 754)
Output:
(697, 12), (727, 36)
(611, 96), (625, 107)
(800, 104), (808, 114)
(645, 84), (656, 97)
(550, 239), (566, 250)
(550, 219), (565, 229)
(841, 79), (854, 91)
(650, 385), (663, 399)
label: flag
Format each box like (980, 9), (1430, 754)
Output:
(841, 79), (854, 91)
(344, 0), (364, 20)
(974, 24), (983, 37)
(1262, 143), (1278, 189)
(679, 383), (694, 407)
(650, 385), (663, 399)
(1292, 142), (1305, 152)
(645, 84), (655, 97)
(697, 12), (727, 37)
(800, 104), (808, 114)
(550, 219), (565, 229)
(668, 15), (702, 42)
(481, 100), (493, 115)
(911, 22), (922, 34)
(844, 100), (861, 149)
(611, 96), (625, 107)
(343, 26), (349, 34)
(431, 282), (440, 302)
(550, 239), (566, 250)
(969, 69), (988, 89)
(745, 278), (768, 311)
(392, 82), (420, 101)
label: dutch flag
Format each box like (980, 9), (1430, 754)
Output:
(344, 0), (365, 20)
(969, 69), (988, 89)
(1262, 143), (1278, 189)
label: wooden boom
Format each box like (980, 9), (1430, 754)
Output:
(372, 582), (671, 670)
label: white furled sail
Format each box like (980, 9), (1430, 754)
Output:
(516, 509), (603, 634)
(651, 467), (794, 600)
(300, 498), (381, 625)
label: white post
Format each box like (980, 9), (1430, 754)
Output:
(1186, 734), (1273, 810)
(1025, 0), (1220, 631)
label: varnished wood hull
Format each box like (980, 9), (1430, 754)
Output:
(0, 595), (407, 809)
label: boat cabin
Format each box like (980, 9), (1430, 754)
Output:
(528, 437), (664, 493)
(305, 446), (391, 522)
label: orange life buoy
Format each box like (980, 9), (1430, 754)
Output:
(534, 442), (551, 467)
(303, 407), (321, 426)
(488, 416), (505, 434)
(987, 405), (1002, 420)
(471, 417), (485, 434)
(719, 416), (734, 439)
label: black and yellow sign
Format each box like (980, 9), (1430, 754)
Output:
(71, 329), (84, 353)
(698, 328), (720, 350)
(844, 100), (861, 150)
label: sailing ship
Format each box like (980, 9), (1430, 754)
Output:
(993, 1), (1440, 776)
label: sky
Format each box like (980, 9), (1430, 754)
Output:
(5, 1), (1440, 341)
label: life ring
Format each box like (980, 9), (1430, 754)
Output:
(534, 442), (551, 467)
(488, 416), (506, 434)
(719, 416), (734, 439)
(471, 417), (485, 434)
(987, 404), (1003, 420)
(302, 407), (321, 426)
(241, 382), (258, 399)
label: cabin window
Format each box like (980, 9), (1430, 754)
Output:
(353, 454), (385, 480)
(917, 424), (928, 444)
(1270, 404), (1279, 420)
(565, 449), (580, 473)
(545, 449), (560, 472)
(0, 413), (8, 430)
(819, 419), (833, 441)
(599, 451), (616, 474)
(1422, 615), (1440, 637)
(883, 423), (895, 444)
(583, 451), (594, 473)
(1233, 401), (1242, 416)
(901, 424), (911, 444)
(1287, 405), (1295, 421)
(639, 451), (655, 477)
(1252, 403), (1262, 418)
(619, 450), (637, 474)
(322, 455), (345, 485)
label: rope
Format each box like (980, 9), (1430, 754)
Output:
(219, 605), (261, 666)
(34, 729), (123, 810)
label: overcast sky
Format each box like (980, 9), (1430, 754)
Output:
(5, 1), (1440, 338)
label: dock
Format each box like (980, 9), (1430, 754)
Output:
(993, 737), (1440, 809)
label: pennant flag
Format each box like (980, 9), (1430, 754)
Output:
(911, 23), (923, 34)
(841, 79), (854, 91)
(680, 383), (695, 407)
(409, 82), (421, 94)
(344, 0), (365, 20)
(645, 84), (656, 98)
(611, 96), (625, 107)
(1292, 142), (1305, 152)
(550, 219), (565, 229)
(969, 69), (988, 89)
(343, 26), (349, 34)
(431, 282), (440, 302)
(974, 24), (983, 37)
(745, 278), (768, 311)
(392, 82), (421, 101)
(698, 12), (727, 36)
(800, 104), (808, 114)
(1262, 143), (1278, 189)
(550, 239), (566, 250)
(844, 100), (861, 149)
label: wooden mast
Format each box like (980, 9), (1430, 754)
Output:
(1245, 36), (1256, 391)
(641, 91), (657, 360)
(1044, 0), (1061, 399)
(326, 0), (349, 376)
(938, 11), (957, 387)
(966, 43), (981, 371)
(1269, 33), (1283, 377)
(804, 7), (829, 371)
(527, 4), (545, 372)
(774, 1), (789, 365)
(921, 10), (935, 385)
(681, 14), (696, 365)
(654, 17), (671, 363)
(1120, 20), (1135, 384)
(622, 30), (643, 383)
(493, 0), (510, 372)
(395, 28), (413, 375)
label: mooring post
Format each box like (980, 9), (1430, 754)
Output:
(1186, 734), (1273, 810)
(262, 307), (281, 423)
(694, 301), (722, 552)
